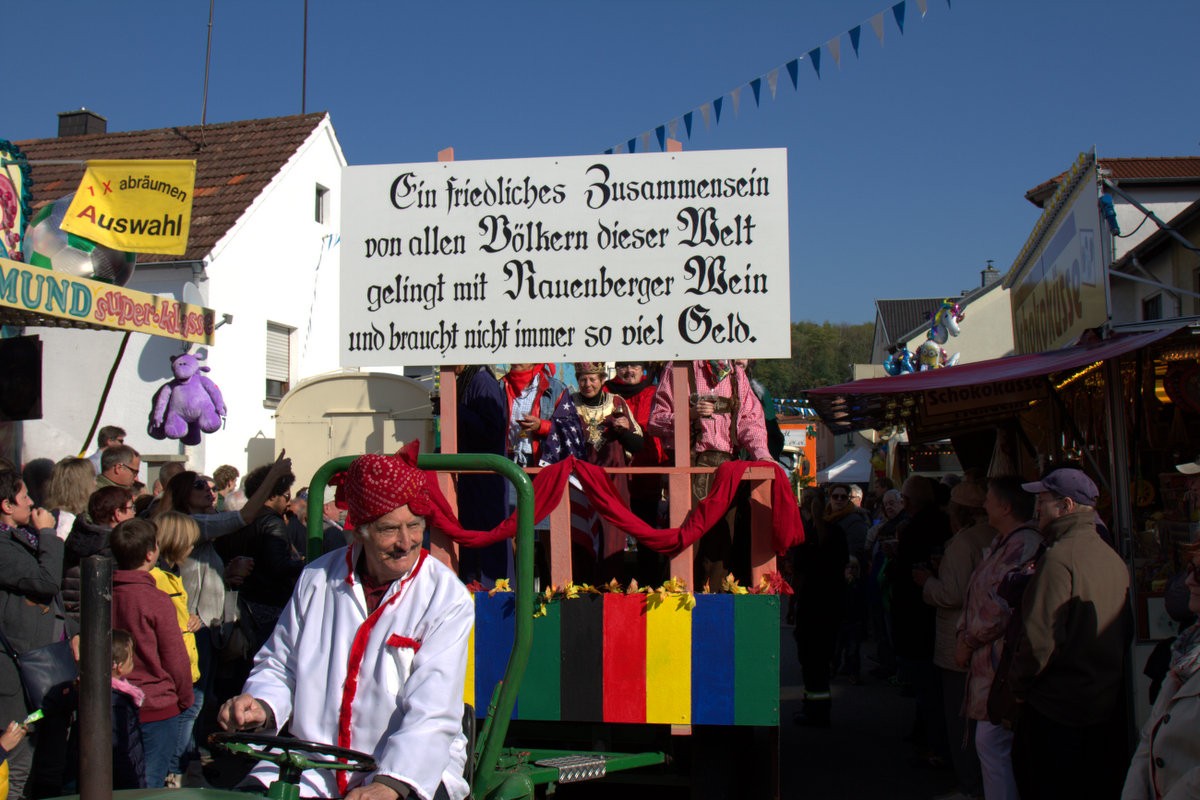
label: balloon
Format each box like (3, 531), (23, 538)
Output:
(945, 306), (962, 337)
(929, 324), (949, 345)
(945, 352), (961, 367)
(883, 354), (901, 376)
(22, 195), (136, 286)
(898, 347), (916, 374)
(917, 340), (942, 370)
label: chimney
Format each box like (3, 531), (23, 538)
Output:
(57, 109), (107, 138)
(981, 259), (1000, 288)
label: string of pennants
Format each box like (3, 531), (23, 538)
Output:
(604, 0), (952, 155)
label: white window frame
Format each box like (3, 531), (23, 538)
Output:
(266, 322), (294, 406)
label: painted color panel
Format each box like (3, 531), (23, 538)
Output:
(645, 595), (692, 724)
(473, 592), (516, 719)
(560, 595), (604, 720)
(464, 602), (475, 710)
(518, 600), (562, 720)
(691, 594), (735, 724)
(602, 593), (647, 723)
(734, 595), (780, 725)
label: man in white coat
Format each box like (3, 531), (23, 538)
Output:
(219, 444), (474, 800)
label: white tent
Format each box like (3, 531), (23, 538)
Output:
(816, 445), (873, 485)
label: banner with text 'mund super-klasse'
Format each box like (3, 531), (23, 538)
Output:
(340, 149), (790, 366)
(61, 160), (196, 255)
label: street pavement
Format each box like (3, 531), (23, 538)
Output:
(780, 621), (961, 800)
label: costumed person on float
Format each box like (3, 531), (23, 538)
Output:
(218, 443), (474, 800)
(570, 362), (644, 581)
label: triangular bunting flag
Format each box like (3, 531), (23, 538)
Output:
(668, 119), (680, 140)
(699, 103), (711, 129)
(808, 47), (821, 77)
(916, 0), (928, 16)
(849, 25), (862, 56)
(893, 2), (906, 33)
(786, 59), (800, 89)
(656, 125), (666, 151)
(713, 96), (723, 123)
(683, 111), (694, 139)
(767, 68), (780, 98)
(628, 137), (637, 154)
(870, 12), (886, 43)
(828, 36), (841, 68)
(603, 148), (613, 155)
(613, 143), (625, 154)
(640, 131), (652, 151)
(730, 86), (742, 115)
(750, 77), (762, 106)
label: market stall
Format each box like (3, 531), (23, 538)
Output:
(805, 322), (1200, 721)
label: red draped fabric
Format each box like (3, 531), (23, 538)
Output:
(415, 456), (804, 557)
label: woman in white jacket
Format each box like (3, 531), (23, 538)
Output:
(1122, 545), (1200, 800)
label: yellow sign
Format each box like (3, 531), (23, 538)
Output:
(0, 257), (215, 344)
(1006, 152), (1108, 354)
(61, 160), (196, 255)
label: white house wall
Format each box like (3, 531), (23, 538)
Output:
(1111, 185), (1199, 260)
(201, 120), (346, 477)
(21, 119), (347, 480)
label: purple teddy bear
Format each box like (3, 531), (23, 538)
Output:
(148, 353), (226, 445)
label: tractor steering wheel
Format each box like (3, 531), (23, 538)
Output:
(210, 731), (377, 786)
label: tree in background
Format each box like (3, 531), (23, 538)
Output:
(753, 321), (873, 398)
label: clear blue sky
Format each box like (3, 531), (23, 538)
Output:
(9, 0), (1200, 324)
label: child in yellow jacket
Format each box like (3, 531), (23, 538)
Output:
(149, 512), (202, 786)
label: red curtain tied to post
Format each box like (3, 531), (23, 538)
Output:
(347, 441), (805, 557)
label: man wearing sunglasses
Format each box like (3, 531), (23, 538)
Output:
(96, 445), (141, 490)
(215, 462), (302, 671)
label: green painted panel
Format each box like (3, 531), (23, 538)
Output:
(516, 600), (562, 720)
(733, 594), (780, 725)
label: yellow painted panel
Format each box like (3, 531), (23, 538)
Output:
(464, 604), (475, 709)
(644, 596), (691, 724)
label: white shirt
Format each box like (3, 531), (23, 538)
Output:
(244, 546), (473, 800)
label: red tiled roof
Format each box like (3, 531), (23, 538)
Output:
(15, 113), (328, 263)
(1025, 156), (1200, 208)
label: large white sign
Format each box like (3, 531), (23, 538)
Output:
(340, 149), (790, 366)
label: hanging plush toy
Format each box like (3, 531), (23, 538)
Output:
(148, 353), (226, 445)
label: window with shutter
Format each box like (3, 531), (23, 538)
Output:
(266, 322), (293, 404)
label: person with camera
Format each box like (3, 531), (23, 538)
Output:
(0, 469), (67, 800)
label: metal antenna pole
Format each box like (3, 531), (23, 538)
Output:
(201, 0), (215, 146)
(302, 0), (309, 114)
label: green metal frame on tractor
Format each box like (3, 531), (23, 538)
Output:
(305, 453), (665, 800)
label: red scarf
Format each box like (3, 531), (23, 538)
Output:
(502, 364), (541, 396)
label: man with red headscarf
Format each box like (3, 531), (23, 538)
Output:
(219, 445), (473, 800)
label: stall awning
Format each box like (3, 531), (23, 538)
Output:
(804, 327), (1181, 435)
(816, 445), (874, 484)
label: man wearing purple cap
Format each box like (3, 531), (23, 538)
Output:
(219, 444), (474, 800)
(1007, 468), (1131, 800)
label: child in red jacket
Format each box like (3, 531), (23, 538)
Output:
(110, 518), (193, 789)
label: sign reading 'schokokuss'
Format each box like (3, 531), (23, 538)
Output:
(340, 149), (790, 366)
